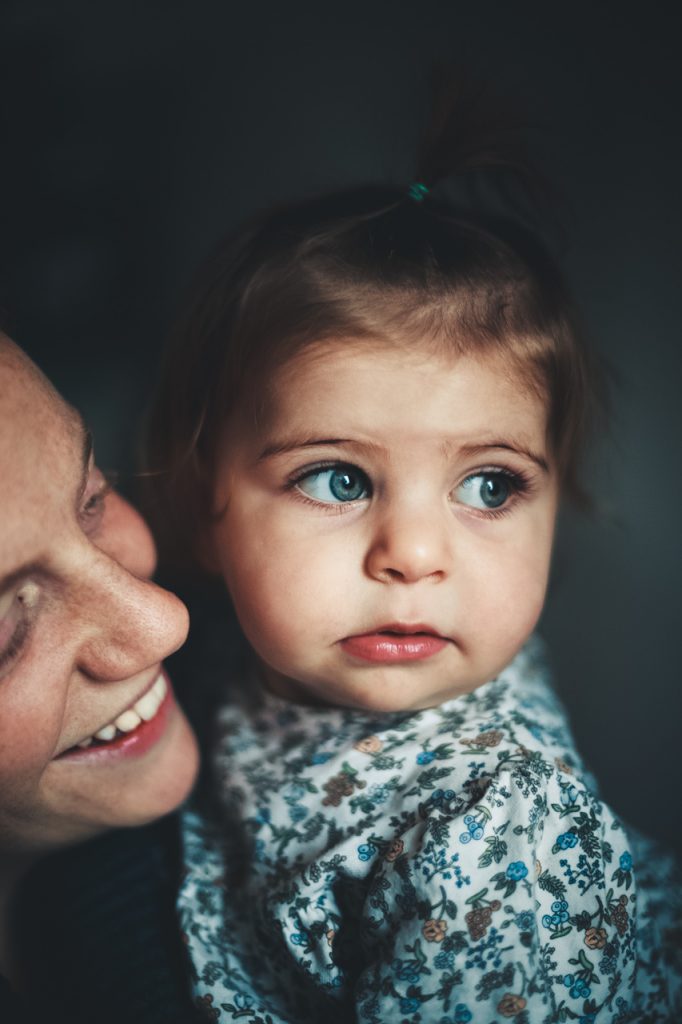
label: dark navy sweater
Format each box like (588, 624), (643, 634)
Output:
(12, 816), (204, 1023)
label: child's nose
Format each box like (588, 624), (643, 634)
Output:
(365, 504), (451, 584)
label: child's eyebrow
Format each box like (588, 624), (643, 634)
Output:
(257, 436), (549, 472)
(257, 437), (384, 461)
(455, 441), (550, 473)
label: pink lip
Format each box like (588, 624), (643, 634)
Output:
(58, 671), (175, 763)
(340, 624), (449, 663)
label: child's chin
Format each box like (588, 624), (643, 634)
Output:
(322, 679), (445, 715)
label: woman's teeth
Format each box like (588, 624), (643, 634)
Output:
(76, 675), (167, 748)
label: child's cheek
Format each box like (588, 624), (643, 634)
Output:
(471, 540), (551, 656)
(218, 532), (333, 667)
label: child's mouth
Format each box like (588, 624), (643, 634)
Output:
(340, 625), (449, 663)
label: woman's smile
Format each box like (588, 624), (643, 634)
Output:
(57, 671), (173, 760)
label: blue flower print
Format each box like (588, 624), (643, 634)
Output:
(563, 973), (591, 999)
(611, 848), (635, 889)
(288, 803), (307, 822)
(542, 899), (570, 935)
(392, 958), (420, 984)
(311, 752), (331, 765)
(417, 751), (436, 765)
(430, 787), (456, 808)
(434, 949), (455, 970)
(556, 831), (579, 850)
(400, 996), (421, 1014)
(283, 782), (306, 802)
(505, 861), (528, 881)
(234, 993), (254, 1010)
(619, 851), (633, 872)
(599, 953), (616, 975)
(358, 842), (377, 862)
(290, 931), (307, 946)
(438, 1006), (474, 1024)
(516, 910), (534, 931)
(560, 784), (580, 807)
(459, 813), (484, 843)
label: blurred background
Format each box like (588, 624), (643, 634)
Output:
(1, 1), (680, 851)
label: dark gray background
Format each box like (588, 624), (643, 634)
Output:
(2, 2), (680, 851)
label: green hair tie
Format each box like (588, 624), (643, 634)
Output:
(407, 181), (429, 203)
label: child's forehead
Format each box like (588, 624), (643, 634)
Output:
(247, 339), (549, 453)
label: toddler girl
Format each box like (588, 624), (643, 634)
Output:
(149, 90), (680, 1023)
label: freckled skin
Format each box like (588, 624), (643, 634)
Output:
(210, 342), (559, 712)
(0, 338), (199, 855)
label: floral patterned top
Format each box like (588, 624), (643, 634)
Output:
(178, 640), (681, 1023)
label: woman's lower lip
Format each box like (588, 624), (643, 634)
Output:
(58, 675), (175, 763)
(340, 633), (448, 663)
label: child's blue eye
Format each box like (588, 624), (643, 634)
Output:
(456, 472), (513, 511)
(296, 464), (371, 504)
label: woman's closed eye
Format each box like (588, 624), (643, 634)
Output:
(0, 581), (40, 675)
(292, 463), (372, 506)
(454, 469), (531, 518)
(79, 466), (114, 535)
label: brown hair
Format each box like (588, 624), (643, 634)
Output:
(146, 81), (598, 570)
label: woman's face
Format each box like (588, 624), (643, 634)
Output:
(0, 338), (199, 855)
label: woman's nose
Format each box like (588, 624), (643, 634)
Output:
(74, 552), (189, 681)
(364, 503), (451, 584)
(70, 489), (188, 681)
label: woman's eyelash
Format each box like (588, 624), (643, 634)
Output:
(0, 583), (39, 676)
(0, 616), (30, 672)
(81, 488), (108, 518)
(81, 470), (117, 514)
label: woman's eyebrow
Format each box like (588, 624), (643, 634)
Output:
(79, 426), (94, 491)
(66, 408), (93, 500)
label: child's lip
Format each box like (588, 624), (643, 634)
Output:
(339, 624), (451, 664)
(351, 622), (446, 638)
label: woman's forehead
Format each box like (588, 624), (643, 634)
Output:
(0, 339), (76, 433)
(0, 340), (84, 504)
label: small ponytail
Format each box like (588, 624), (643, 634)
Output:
(414, 70), (564, 246)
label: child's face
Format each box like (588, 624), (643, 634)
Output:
(211, 341), (559, 711)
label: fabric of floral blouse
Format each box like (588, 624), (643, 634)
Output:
(178, 639), (681, 1023)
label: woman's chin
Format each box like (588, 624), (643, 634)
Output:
(106, 709), (200, 827)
